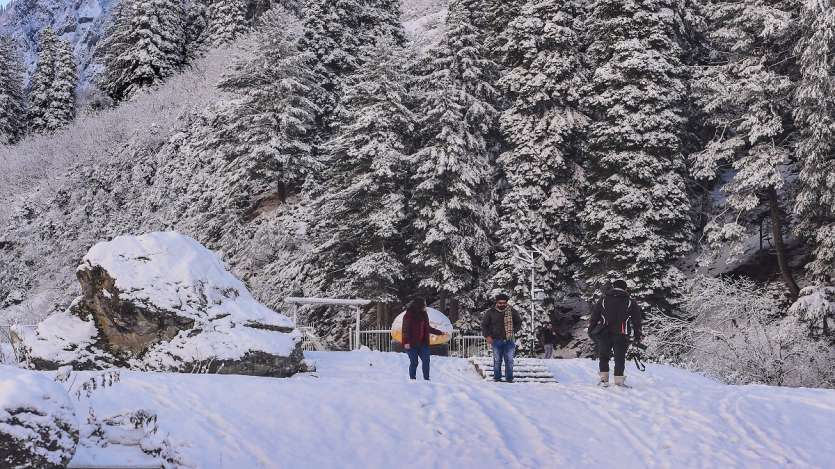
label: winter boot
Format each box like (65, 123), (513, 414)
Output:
(614, 375), (626, 387)
(598, 371), (609, 387)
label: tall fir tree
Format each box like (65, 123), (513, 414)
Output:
(297, 0), (405, 130)
(184, 0), (209, 59)
(0, 35), (26, 144)
(793, 0), (835, 283)
(408, 0), (499, 311)
(312, 40), (414, 304)
(214, 6), (322, 203)
(489, 0), (589, 353)
(692, 0), (801, 297)
(48, 38), (77, 130)
(98, 0), (187, 102)
(581, 0), (694, 308)
(28, 27), (58, 134)
(206, 0), (248, 46)
(484, 0), (524, 61)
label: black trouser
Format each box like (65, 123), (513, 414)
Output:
(598, 333), (628, 376)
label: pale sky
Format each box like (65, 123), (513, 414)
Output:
(0, 0), (10, 8)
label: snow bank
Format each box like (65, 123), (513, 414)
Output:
(22, 232), (303, 377)
(0, 366), (79, 468)
(18, 307), (110, 370)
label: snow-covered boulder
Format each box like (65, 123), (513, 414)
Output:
(0, 366), (79, 468)
(20, 232), (303, 377)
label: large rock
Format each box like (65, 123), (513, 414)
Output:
(0, 366), (79, 468)
(19, 232), (303, 377)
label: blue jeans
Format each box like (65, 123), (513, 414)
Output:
(407, 344), (431, 380)
(492, 339), (515, 381)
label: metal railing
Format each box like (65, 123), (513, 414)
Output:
(349, 328), (394, 352)
(346, 327), (492, 358)
(450, 333), (491, 358)
(299, 326), (329, 352)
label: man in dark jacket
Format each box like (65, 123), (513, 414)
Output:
(482, 293), (523, 382)
(587, 279), (642, 387)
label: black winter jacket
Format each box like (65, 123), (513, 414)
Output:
(482, 307), (522, 341)
(588, 289), (643, 342)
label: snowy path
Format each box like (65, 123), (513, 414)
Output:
(68, 351), (835, 468)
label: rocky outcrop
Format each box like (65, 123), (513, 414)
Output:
(19, 232), (303, 377)
(0, 366), (79, 469)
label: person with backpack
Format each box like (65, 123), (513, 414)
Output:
(402, 298), (445, 381)
(482, 293), (523, 382)
(587, 279), (642, 387)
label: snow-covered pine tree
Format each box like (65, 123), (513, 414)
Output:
(0, 35), (26, 144)
(206, 0), (248, 46)
(297, 0), (405, 130)
(98, 0), (187, 102)
(214, 6), (322, 204)
(48, 38), (77, 131)
(793, 0), (835, 283)
(184, 0), (209, 60)
(484, 0), (523, 61)
(297, 0), (369, 127)
(28, 27), (58, 134)
(489, 0), (589, 354)
(581, 0), (694, 308)
(692, 0), (801, 298)
(311, 39), (414, 306)
(364, 0), (405, 49)
(408, 0), (499, 312)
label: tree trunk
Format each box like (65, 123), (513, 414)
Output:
(767, 188), (800, 299)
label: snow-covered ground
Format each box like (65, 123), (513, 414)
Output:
(60, 351), (835, 468)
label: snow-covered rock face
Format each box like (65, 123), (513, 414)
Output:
(0, 366), (79, 468)
(21, 232), (304, 377)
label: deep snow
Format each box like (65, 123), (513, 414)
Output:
(56, 351), (835, 468)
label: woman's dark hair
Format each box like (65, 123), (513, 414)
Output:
(407, 298), (427, 316)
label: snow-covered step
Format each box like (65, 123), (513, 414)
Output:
(469, 357), (558, 383)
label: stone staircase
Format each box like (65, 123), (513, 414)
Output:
(469, 357), (558, 384)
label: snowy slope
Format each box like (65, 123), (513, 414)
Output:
(61, 351), (835, 468)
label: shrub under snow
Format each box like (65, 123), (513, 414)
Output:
(649, 276), (835, 388)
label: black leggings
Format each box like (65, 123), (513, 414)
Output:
(598, 334), (628, 376)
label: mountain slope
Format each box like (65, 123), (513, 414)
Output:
(0, 0), (116, 87)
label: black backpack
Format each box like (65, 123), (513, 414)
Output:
(588, 297), (633, 339)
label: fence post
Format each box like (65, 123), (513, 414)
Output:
(354, 306), (361, 351)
